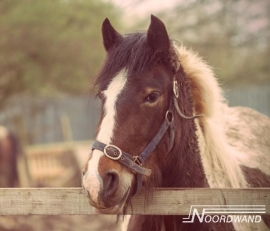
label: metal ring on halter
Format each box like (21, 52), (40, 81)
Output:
(104, 144), (123, 160)
(173, 80), (179, 98)
(165, 110), (174, 124)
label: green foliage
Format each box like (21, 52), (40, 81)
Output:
(0, 0), (121, 107)
(132, 0), (270, 86)
(176, 0), (270, 86)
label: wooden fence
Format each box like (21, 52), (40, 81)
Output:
(0, 188), (269, 215)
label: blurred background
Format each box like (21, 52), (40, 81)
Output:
(0, 0), (269, 230)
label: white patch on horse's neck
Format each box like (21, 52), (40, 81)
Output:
(195, 115), (248, 188)
(97, 71), (127, 143)
(83, 71), (127, 203)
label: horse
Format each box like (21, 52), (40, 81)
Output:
(0, 125), (20, 187)
(82, 15), (270, 231)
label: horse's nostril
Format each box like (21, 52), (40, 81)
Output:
(103, 170), (119, 198)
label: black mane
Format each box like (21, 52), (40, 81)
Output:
(94, 32), (172, 90)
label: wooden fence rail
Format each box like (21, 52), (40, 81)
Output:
(0, 188), (269, 215)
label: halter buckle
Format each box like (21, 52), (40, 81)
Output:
(173, 80), (179, 98)
(104, 145), (122, 160)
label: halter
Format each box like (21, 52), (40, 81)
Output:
(92, 97), (175, 195)
(91, 73), (201, 195)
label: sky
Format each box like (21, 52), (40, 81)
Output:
(107, 0), (269, 41)
(106, 0), (180, 23)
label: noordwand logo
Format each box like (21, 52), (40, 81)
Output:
(183, 205), (266, 223)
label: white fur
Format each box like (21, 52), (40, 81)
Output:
(97, 71), (127, 144)
(83, 71), (128, 203)
(83, 150), (103, 203)
(224, 106), (270, 176)
(176, 45), (269, 230)
(121, 215), (131, 231)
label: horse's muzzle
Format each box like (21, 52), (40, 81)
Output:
(95, 187), (131, 214)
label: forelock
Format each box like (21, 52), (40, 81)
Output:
(94, 33), (176, 90)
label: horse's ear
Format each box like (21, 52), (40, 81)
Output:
(102, 18), (122, 52)
(147, 15), (170, 53)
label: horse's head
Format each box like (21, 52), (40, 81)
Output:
(82, 15), (193, 213)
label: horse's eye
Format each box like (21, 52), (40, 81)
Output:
(144, 92), (160, 103)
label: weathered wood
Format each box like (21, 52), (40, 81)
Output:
(0, 188), (269, 215)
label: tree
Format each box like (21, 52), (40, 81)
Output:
(0, 0), (121, 108)
(128, 0), (270, 86)
(174, 0), (269, 85)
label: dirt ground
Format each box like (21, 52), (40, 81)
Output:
(0, 215), (121, 231)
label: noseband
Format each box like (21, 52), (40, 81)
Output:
(91, 75), (201, 195)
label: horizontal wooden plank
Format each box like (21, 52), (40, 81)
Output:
(0, 188), (269, 215)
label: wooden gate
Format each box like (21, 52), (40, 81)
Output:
(0, 188), (269, 215)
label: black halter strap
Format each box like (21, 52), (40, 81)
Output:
(92, 141), (152, 176)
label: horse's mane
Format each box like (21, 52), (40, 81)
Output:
(176, 45), (248, 188)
